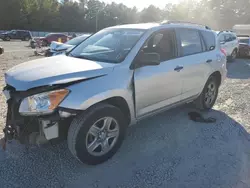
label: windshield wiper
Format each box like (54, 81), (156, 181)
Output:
(70, 54), (94, 60)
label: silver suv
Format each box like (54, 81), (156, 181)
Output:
(2, 22), (227, 165)
(217, 30), (239, 61)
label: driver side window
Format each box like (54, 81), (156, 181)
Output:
(142, 29), (176, 62)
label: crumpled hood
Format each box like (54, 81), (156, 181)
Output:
(5, 55), (115, 91)
(50, 41), (73, 51)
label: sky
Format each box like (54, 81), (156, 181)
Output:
(99, 0), (182, 10)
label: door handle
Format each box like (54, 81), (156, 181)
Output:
(206, 59), (212, 63)
(174, 66), (183, 72)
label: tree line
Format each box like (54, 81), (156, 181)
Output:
(0, 0), (249, 32)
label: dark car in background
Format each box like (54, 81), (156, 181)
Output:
(237, 35), (250, 57)
(0, 30), (31, 41)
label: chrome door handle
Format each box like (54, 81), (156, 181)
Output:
(174, 66), (183, 72)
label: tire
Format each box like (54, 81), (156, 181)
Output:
(67, 103), (127, 165)
(194, 76), (219, 110)
(31, 42), (36, 49)
(229, 49), (237, 62)
(0, 47), (4, 55)
(24, 36), (30, 41)
(4, 36), (10, 41)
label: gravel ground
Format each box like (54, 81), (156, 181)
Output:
(0, 41), (250, 188)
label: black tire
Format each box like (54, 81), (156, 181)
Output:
(0, 47), (4, 55)
(229, 49), (237, 62)
(31, 42), (36, 49)
(24, 36), (30, 41)
(67, 103), (127, 165)
(194, 76), (219, 110)
(4, 36), (10, 41)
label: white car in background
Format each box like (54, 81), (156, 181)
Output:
(48, 34), (91, 56)
(216, 31), (239, 61)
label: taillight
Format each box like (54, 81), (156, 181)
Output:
(220, 48), (227, 56)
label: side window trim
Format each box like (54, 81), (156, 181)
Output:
(198, 31), (206, 52)
(199, 30), (216, 52)
(131, 28), (178, 67)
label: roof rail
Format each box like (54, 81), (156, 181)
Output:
(161, 20), (211, 30)
(237, 34), (249, 37)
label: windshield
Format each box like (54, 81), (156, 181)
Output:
(66, 35), (90, 46)
(239, 38), (249, 44)
(70, 28), (145, 63)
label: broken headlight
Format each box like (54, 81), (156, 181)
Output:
(19, 89), (69, 115)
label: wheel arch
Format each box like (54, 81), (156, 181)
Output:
(82, 96), (131, 125)
(210, 71), (222, 86)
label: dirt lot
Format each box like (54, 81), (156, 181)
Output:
(0, 41), (250, 188)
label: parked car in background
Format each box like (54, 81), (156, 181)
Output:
(46, 34), (91, 56)
(0, 30), (31, 41)
(216, 30), (239, 61)
(2, 22), (227, 165)
(237, 35), (250, 57)
(39, 33), (72, 46)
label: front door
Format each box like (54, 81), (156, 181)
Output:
(133, 29), (183, 118)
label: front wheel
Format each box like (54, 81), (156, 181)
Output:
(67, 104), (127, 165)
(194, 76), (219, 110)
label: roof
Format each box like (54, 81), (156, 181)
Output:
(108, 23), (160, 30)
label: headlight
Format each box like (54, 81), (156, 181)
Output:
(19, 89), (69, 115)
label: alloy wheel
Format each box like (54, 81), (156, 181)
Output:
(86, 117), (120, 156)
(204, 81), (217, 107)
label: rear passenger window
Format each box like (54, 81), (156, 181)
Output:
(178, 29), (202, 56)
(201, 31), (216, 51)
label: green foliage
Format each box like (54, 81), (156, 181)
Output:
(0, 0), (248, 31)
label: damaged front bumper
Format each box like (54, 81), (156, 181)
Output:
(2, 85), (74, 148)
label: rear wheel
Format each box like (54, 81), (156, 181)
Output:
(229, 49), (237, 62)
(67, 103), (127, 165)
(194, 76), (219, 110)
(24, 36), (30, 41)
(4, 36), (10, 41)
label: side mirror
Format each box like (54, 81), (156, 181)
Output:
(0, 47), (4, 55)
(132, 52), (160, 69)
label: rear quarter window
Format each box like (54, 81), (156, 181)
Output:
(200, 31), (216, 51)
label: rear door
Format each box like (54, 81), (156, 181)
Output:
(175, 28), (213, 100)
(16, 31), (22, 39)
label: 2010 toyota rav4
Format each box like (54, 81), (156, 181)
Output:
(2, 22), (227, 165)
